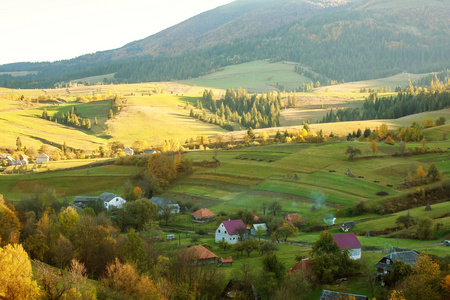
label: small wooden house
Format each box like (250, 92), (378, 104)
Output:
(191, 208), (216, 222)
(218, 256), (233, 267)
(340, 221), (356, 232)
(288, 258), (313, 280)
(374, 251), (419, 277)
(179, 245), (218, 265)
(284, 213), (301, 223)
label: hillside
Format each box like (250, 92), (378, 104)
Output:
(0, 0), (448, 89)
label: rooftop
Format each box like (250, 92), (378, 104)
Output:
(332, 233), (362, 250)
(191, 208), (216, 218)
(222, 219), (248, 235)
(180, 245), (218, 260)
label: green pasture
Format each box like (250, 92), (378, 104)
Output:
(183, 60), (311, 93)
(0, 164), (139, 202)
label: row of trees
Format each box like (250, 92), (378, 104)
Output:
(201, 88), (281, 129)
(42, 107), (93, 130)
(321, 90), (450, 123)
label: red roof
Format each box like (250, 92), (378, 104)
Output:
(180, 245), (218, 260)
(220, 256), (233, 263)
(222, 219), (248, 235)
(332, 233), (362, 250)
(191, 208), (216, 218)
(285, 213), (301, 223)
(288, 258), (312, 276)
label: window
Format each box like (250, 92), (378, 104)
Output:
(218, 230), (220, 233)
(225, 231), (227, 234)
(386, 259), (390, 265)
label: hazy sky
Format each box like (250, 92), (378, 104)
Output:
(0, 0), (235, 65)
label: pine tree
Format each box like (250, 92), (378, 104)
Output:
(108, 109), (114, 119)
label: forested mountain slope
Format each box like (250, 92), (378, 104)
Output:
(0, 0), (448, 88)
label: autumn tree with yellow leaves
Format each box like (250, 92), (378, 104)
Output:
(0, 244), (42, 300)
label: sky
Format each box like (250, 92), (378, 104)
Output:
(0, 0), (235, 65)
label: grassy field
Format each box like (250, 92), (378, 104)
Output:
(183, 60), (311, 93)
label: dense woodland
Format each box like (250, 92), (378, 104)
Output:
(321, 90), (450, 126)
(0, 7), (449, 89)
(199, 88), (281, 129)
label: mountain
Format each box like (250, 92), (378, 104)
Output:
(0, 0), (449, 89)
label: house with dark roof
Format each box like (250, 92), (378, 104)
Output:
(374, 251), (419, 277)
(222, 279), (261, 300)
(332, 233), (362, 260)
(191, 208), (216, 222)
(319, 290), (368, 300)
(215, 219), (248, 244)
(144, 149), (156, 155)
(179, 245), (218, 265)
(150, 197), (180, 214)
(340, 221), (356, 232)
(74, 192), (126, 210)
(288, 258), (313, 280)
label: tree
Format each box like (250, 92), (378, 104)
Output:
(0, 196), (20, 246)
(345, 146), (361, 160)
(101, 258), (162, 300)
(16, 136), (23, 151)
(272, 222), (298, 243)
(395, 215), (415, 229)
(435, 116), (446, 126)
(370, 140), (378, 156)
(379, 123), (388, 139)
(0, 244), (42, 299)
(108, 109), (114, 119)
(268, 200), (282, 216)
(273, 269), (311, 300)
(94, 116), (98, 125)
(416, 218), (434, 240)
(426, 162), (441, 181)
(417, 165), (426, 180)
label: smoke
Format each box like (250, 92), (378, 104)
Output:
(311, 190), (327, 207)
(323, 213), (336, 225)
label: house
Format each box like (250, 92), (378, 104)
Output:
(284, 213), (302, 223)
(215, 219), (248, 244)
(288, 258), (313, 279)
(319, 290), (368, 300)
(221, 279), (261, 300)
(36, 153), (50, 164)
(150, 197), (180, 214)
(218, 256), (233, 267)
(74, 192), (126, 210)
(332, 233), (362, 260)
(374, 251), (419, 277)
(122, 147), (134, 156)
(11, 155), (28, 166)
(144, 149), (156, 155)
(179, 245), (218, 265)
(250, 223), (268, 235)
(191, 208), (216, 222)
(340, 221), (356, 232)
(98, 192), (126, 210)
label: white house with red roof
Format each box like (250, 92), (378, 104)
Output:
(332, 232), (362, 260)
(215, 219), (248, 244)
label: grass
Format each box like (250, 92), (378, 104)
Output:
(183, 60), (311, 93)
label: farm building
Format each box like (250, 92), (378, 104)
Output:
(215, 219), (248, 244)
(319, 290), (368, 300)
(122, 147), (134, 156)
(218, 256), (233, 267)
(284, 213), (301, 223)
(36, 153), (50, 164)
(340, 221), (356, 232)
(374, 251), (419, 277)
(288, 258), (313, 280)
(250, 223), (267, 235)
(150, 197), (180, 214)
(179, 245), (218, 265)
(332, 233), (362, 260)
(191, 208), (216, 222)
